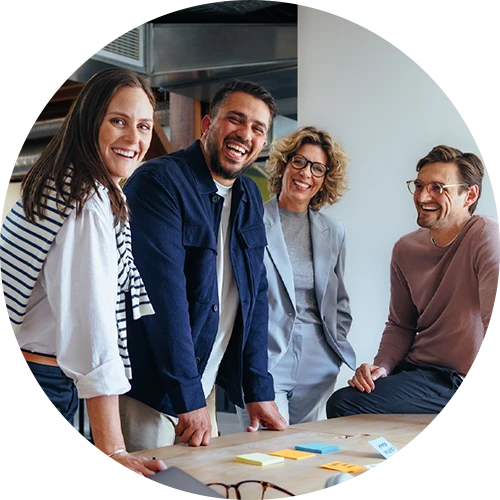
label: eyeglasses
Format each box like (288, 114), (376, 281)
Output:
(406, 179), (468, 196)
(207, 480), (295, 499)
(289, 154), (329, 178)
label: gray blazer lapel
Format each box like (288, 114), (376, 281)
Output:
(310, 210), (332, 308)
(264, 197), (296, 306)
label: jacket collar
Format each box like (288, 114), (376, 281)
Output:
(264, 196), (333, 308)
(264, 196), (296, 305)
(186, 140), (247, 204)
(185, 140), (217, 195)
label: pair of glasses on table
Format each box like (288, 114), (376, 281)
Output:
(207, 480), (295, 499)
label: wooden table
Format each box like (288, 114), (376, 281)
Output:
(0, 415), (500, 500)
(137, 414), (436, 497)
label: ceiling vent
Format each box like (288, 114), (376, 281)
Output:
(93, 25), (148, 71)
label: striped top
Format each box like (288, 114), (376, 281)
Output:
(0, 174), (154, 379)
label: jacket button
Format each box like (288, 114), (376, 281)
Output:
(196, 357), (201, 364)
(211, 194), (220, 203)
(212, 304), (219, 312)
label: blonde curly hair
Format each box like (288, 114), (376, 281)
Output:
(266, 126), (350, 211)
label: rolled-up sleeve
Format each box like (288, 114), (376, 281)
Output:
(44, 193), (130, 399)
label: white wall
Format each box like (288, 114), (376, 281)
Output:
(298, 8), (497, 389)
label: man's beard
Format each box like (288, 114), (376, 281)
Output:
(205, 133), (254, 180)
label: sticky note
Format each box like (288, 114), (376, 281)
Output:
(235, 453), (284, 466)
(295, 442), (341, 454)
(269, 449), (315, 460)
(321, 461), (366, 473)
(368, 437), (398, 459)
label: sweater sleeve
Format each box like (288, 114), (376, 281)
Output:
(495, 296), (500, 415)
(45, 193), (130, 399)
(373, 243), (418, 374)
(474, 218), (500, 414)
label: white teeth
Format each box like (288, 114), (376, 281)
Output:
(113, 148), (136, 158)
(227, 143), (246, 156)
(422, 205), (439, 211)
(293, 180), (309, 189)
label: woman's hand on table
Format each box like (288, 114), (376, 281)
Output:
(348, 363), (387, 393)
(105, 451), (167, 479)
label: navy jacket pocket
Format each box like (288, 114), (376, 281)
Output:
(183, 223), (217, 304)
(239, 224), (268, 249)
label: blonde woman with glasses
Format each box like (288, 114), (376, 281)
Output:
(237, 126), (356, 427)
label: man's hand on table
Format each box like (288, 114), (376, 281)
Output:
(175, 407), (212, 446)
(348, 363), (388, 393)
(112, 451), (167, 477)
(245, 401), (288, 432)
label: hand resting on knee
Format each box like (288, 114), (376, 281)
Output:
(348, 363), (387, 393)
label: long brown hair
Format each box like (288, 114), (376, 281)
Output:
(21, 68), (156, 225)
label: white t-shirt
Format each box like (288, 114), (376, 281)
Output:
(17, 188), (130, 399)
(200, 181), (239, 397)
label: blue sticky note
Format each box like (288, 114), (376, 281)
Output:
(295, 442), (341, 454)
(368, 437), (398, 459)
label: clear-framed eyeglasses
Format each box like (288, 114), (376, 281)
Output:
(289, 154), (329, 178)
(207, 480), (295, 499)
(406, 179), (468, 196)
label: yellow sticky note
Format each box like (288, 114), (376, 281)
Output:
(269, 449), (315, 460)
(321, 461), (366, 473)
(236, 453), (284, 466)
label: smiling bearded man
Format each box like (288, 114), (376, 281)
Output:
(327, 145), (499, 418)
(119, 80), (288, 453)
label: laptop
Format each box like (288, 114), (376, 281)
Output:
(149, 466), (224, 498)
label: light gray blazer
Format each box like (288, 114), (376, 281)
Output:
(264, 196), (356, 371)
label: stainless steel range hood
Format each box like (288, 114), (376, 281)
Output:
(150, 23), (297, 114)
(71, 22), (297, 117)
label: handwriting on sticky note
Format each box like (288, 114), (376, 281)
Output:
(321, 461), (366, 473)
(368, 437), (398, 459)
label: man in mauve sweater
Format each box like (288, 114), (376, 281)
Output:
(327, 145), (499, 416)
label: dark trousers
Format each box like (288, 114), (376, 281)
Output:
(326, 362), (462, 418)
(27, 362), (79, 424)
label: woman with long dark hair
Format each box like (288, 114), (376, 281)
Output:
(1, 68), (166, 476)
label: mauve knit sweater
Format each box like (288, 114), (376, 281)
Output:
(374, 215), (499, 377)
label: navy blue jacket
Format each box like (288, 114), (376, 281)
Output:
(123, 141), (274, 416)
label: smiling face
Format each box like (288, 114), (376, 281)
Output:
(414, 161), (477, 243)
(278, 144), (327, 212)
(200, 91), (270, 185)
(98, 86), (154, 184)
